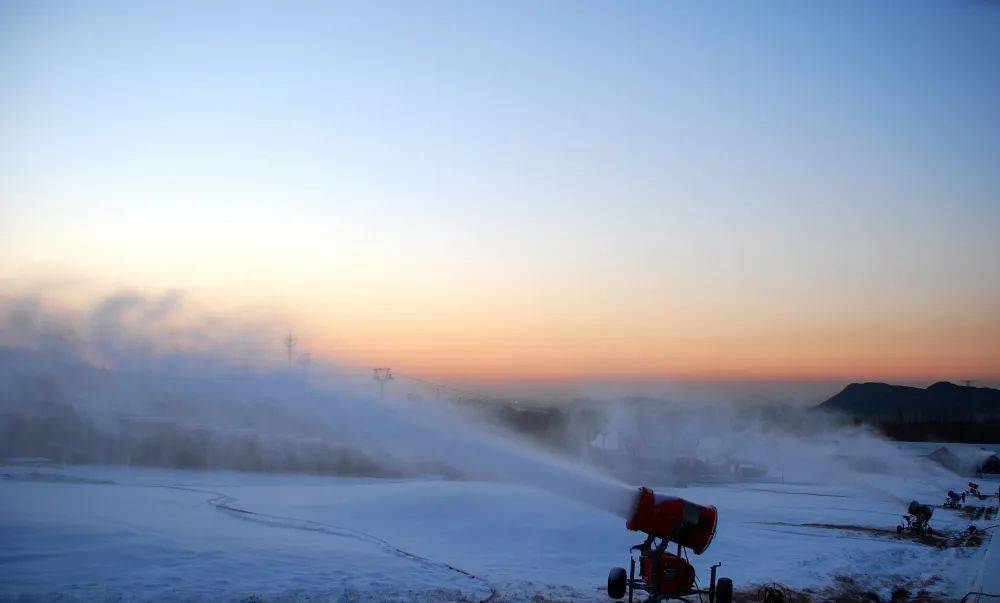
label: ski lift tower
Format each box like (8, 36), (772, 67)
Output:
(373, 367), (393, 399)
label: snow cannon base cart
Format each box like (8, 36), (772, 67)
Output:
(608, 487), (733, 603)
(897, 501), (933, 537)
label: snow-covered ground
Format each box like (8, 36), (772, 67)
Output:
(2, 453), (998, 602)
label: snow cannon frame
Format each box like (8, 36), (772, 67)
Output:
(944, 490), (963, 509)
(896, 500), (934, 537)
(608, 487), (731, 603)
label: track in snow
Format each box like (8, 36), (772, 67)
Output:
(150, 484), (498, 602)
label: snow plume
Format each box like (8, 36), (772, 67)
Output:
(572, 396), (956, 500)
(1, 290), (952, 516)
(0, 291), (637, 518)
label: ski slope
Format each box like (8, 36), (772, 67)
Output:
(1, 460), (997, 602)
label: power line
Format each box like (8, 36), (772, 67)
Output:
(392, 371), (506, 404)
(393, 372), (478, 399)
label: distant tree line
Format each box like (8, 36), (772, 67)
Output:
(869, 414), (1000, 444)
(818, 381), (1000, 444)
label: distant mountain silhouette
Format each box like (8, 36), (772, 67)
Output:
(818, 381), (1000, 421)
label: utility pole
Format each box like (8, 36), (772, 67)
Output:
(285, 333), (297, 368)
(373, 367), (393, 399)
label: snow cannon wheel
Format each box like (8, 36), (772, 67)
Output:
(926, 526), (933, 536)
(608, 567), (627, 599)
(715, 577), (733, 603)
(895, 525), (903, 534)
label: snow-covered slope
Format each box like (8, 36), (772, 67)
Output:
(1, 461), (996, 602)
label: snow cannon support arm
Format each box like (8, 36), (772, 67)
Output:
(625, 487), (718, 555)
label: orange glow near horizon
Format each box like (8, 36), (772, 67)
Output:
(2, 258), (999, 385)
(3, 253), (999, 385)
(312, 330), (1000, 383)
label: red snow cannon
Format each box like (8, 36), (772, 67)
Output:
(608, 487), (730, 603)
(626, 487), (718, 554)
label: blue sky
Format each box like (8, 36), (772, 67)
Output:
(1, 1), (999, 380)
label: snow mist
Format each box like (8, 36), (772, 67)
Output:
(0, 292), (638, 518)
(1, 291), (954, 516)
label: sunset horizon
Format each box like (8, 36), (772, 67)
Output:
(2, 282), (997, 389)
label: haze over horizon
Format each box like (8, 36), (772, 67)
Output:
(2, 1), (999, 386)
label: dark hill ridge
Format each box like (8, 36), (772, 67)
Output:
(818, 381), (1000, 420)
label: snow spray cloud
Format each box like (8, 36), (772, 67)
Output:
(566, 395), (957, 502)
(0, 292), (637, 518)
(1, 290), (955, 515)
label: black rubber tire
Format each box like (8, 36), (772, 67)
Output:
(926, 526), (933, 536)
(608, 567), (627, 599)
(896, 525), (903, 534)
(716, 577), (734, 603)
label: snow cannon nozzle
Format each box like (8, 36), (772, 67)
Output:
(626, 487), (718, 555)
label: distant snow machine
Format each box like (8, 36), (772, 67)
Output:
(944, 490), (964, 509)
(608, 487), (733, 603)
(969, 505), (997, 520)
(897, 501), (933, 536)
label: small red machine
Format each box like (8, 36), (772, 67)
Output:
(608, 487), (732, 603)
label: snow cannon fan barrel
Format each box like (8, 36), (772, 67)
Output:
(626, 487), (718, 555)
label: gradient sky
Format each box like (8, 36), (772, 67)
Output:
(2, 1), (999, 382)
